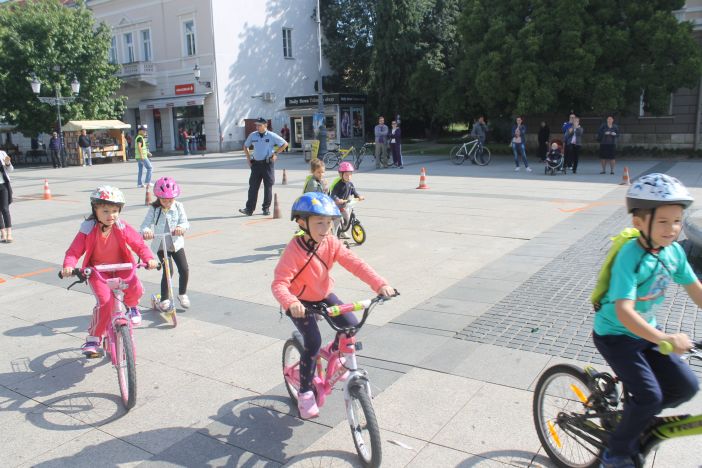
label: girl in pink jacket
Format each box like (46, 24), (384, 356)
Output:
(62, 186), (158, 357)
(272, 192), (395, 419)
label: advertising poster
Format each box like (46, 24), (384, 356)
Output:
(352, 107), (363, 137)
(340, 107), (351, 138)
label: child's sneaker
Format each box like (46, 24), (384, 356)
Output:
(128, 307), (142, 325)
(81, 338), (103, 358)
(514, 167), (520, 172)
(297, 390), (319, 419)
(599, 451), (635, 468)
(526, 167), (532, 172)
(159, 299), (172, 311)
(177, 294), (190, 309)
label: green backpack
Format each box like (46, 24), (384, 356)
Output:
(591, 228), (640, 311)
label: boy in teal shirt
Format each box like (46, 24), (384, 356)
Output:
(594, 173), (700, 468)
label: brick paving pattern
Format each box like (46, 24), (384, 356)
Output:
(456, 207), (702, 375)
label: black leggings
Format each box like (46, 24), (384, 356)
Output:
(0, 184), (10, 229)
(157, 249), (189, 299)
(291, 293), (359, 393)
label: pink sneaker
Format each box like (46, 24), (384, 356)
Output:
(297, 391), (319, 419)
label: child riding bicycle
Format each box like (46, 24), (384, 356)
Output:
(303, 159), (328, 194)
(330, 162), (364, 239)
(62, 186), (158, 357)
(271, 192), (394, 419)
(592, 173), (701, 467)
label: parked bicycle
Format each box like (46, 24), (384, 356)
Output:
(59, 262), (155, 410)
(449, 138), (491, 166)
(282, 292), (399, 468)
(337, 198), (366, 247)
(533, 340), (702, 468)
(323, 143), (374, 170)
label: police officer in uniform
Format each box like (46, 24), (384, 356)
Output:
(239, 117), (288, 216)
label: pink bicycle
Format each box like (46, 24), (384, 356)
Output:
(60, 262), (152, 410)
(282, 292), (398, 468)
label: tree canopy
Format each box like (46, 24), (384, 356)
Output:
(0, 0), (124, 136)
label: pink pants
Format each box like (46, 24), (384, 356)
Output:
(87, 272), (143, 338)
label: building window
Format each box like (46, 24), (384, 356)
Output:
(123, 32), (134, 63)
(283, 28), (293, 58)
(108, 36), (117, 64)
(141, 29), (152, 62)
(184, 20), (196, 56)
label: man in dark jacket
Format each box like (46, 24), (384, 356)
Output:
(78, 129), (92, 166)
(49, 131), (63, 168)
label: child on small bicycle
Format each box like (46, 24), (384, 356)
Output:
(330, 162), (364, 239)
(302, 159), (328, 194)
(62, 186), (158, 357)
(140, 177), (191, 311)
(271, 192), (394, 419)
(593, 173), (701, 467)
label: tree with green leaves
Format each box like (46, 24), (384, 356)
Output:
(0, 0), (124, 137)
(455, 0), (702, 119)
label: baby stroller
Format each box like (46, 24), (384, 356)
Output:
(544, 139), (565, 175)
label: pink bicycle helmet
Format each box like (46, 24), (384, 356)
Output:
(338, 161), (355, 173)
(153, 177), (181, 198)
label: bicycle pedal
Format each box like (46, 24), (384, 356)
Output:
(84, 351), (103, 359)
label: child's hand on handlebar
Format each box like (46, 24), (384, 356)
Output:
(377, 285), (395, 297)
(289, 301), (306, 318)
(143, 230), (154, 240)
(61, 267), (75, 278)
(172, 226), (185, 236)
(146, 259), (160, 270)
(358, 196), (365, 201)
(666, 333), (693, 354)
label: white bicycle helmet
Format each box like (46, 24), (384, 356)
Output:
(89, 185), (126, 206)
(626, 173), (693, 213)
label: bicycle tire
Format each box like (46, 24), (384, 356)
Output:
(348, 384), (382, 468)
(533, 364), (603, 468)
(323, 151), (340, 169)
(354, 150), (364, 170)
(115, 324), (137, 410)
(351, 222), (366, 245)
(474, 146), (491, 166)
(449, 145), (466, 165)
(282, 334), (304, 403)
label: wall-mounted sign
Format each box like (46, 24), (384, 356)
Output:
(175, 84), (195, 95)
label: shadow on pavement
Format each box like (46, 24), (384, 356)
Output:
(457, 449), (551, 467)
(211, 243), (286, 264)
(4, 315), (87, 337)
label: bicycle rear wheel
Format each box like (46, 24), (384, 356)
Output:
(449, 145), (466, 165)
(533, 364), (603, 468)
(348, 384), (382, 468)
(282, 333), (304, 403)
(323, 151), (340, 169)
(354, 150), (365, 170)
(115, 324), (137, 410)
(474, 146), (491, 166)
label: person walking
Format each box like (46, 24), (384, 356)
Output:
(49, 131), (63, 168)
(281, 123), (291, 152)
(239, 117), (288, 216)
(0, 150), (13, 242)
(511, 116), (531, 172)
(78, 129), (93, 167)
(538, 121), (550, 161)
(597, 115), (619, 175)
(135, 125), (153, 187)
(180, 128), (190, 155)
(389, 120), (403, 168)
(374, 116), (390, 169)
(564, 116), (584, 174)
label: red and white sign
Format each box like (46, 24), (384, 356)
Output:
(175, 84), (195, 95)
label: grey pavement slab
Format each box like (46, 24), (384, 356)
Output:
(390, 307), (478, 333)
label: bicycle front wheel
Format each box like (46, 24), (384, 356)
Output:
(322, 151), (340, 169)
(351, 221), (366, 245)
(348, 385), (382, 468)
(449, 145), (466, 165)
(533, 364), (603, 468)
(354, 150), (365, 170)
(115, 324), (137, 410)
(474, 146), (491, 166)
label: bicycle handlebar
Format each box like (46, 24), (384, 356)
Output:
(658, 339), (702, 357)
(59, 262), (158, 290)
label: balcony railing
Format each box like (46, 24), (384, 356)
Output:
(116, 61), (157, 86)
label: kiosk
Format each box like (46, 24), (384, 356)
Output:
(62, 120), (130, 166)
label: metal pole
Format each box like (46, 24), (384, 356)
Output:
(316, 0), (326, 154)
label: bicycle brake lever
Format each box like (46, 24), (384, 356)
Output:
(66, 280), (81, 291)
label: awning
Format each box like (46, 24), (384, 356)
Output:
(62, 120), (131, 132)
(138, 93), (211, 110)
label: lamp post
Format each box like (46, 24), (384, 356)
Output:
(30, 71), (80, 161)
(315, 0), (327, 154)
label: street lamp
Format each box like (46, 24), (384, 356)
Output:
(193, 64), (211, 88)
(29, 72), (80, 161)
(315, 0), (327, 154)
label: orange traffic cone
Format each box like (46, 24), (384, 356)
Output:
(619, 167), (631, 186)
(43, 179), (52, 200)
(282, 169), (288, 185)
(145, 183), (152, 205)
(416, 167), (430, 189)
(273, 193), (281, 219)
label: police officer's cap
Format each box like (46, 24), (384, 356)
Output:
(255, 117), (267, 124)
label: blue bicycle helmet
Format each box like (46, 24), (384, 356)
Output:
(291, 192), (341, 220)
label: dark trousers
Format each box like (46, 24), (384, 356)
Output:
(50, 149), (62, 168)
(593, 333), (699, 457)
(157, 249), (189, 300)
(565, 144), (580, 172)
(246, 161), (275, 212)
(390, 143), (403, 166)
(0, 184), (10, 228)
(291, 293), (359, 393)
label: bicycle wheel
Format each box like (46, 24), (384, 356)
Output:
(115, 324), (137, 410)
(354, 150), (365, 170)
(474, 146), (491, 166)
(351, 221), (366, 245)
(323, 151), (340, 169)
(348, 385), (382, 468)
(449, 145), (466, 165)
(533, 364), (603, 468)
(282, 333), (304, 403)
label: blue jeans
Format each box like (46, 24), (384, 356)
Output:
(137, 158), (153, 186)
(512, 143), (528, 167)
(593, 333), (699, 457)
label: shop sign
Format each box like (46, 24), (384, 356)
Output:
(285, 93), (366, 108)
(175, 84), (195, 95)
